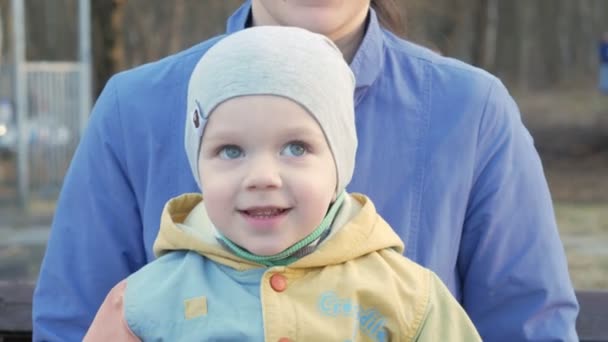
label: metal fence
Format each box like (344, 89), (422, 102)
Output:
(25, 62), (81, 195)
(1, 0), (91, 210)
(0, 62), (83, 203)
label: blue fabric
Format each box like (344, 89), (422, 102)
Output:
(599, 41), (608, 63)
(600, 64), (608, 94)
(33, 1), (578, 341)
(599, 41), (608, 93)
(125, 251), (265, 341)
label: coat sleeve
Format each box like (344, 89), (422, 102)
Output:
(413, 272), (481, 341)
(32, 76), (148, 341)
(458, 78), (579, 340)
(84, 279), (140, 342)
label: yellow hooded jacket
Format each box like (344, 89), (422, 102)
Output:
(84, 193), (480, 341)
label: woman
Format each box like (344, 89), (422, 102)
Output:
(33, 1), (578, 340)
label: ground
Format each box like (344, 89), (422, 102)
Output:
(516, 85), (608, 289)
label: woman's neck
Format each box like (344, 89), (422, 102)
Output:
(332, 17), (367, 63)
(249, 6), (368, 64)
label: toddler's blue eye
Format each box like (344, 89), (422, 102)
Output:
(282, 142), (307, 157)
(219, 146), (243, 159)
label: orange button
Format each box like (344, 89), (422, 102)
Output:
(278, 338), (292, 342)
(270, 273), (287, 292)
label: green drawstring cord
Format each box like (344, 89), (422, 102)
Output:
(218, 191), (346, 266)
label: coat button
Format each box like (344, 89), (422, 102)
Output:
(270, 273), (287, 292)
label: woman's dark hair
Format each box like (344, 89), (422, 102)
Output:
(370, 0), (406, 37)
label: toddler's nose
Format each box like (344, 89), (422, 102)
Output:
(243, 156), (282, 190)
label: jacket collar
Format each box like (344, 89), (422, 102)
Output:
(153, 193), (404, 269)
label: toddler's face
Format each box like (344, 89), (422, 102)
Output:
(198, 95), (337, 256)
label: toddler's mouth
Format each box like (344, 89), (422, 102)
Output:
(240, 207), (290, 218)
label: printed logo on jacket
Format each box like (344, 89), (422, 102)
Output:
(318, 291), (387, 342)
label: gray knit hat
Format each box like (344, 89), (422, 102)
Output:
(185, 26), (357, 195)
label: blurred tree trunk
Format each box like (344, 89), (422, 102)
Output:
(169, 0), (185, 54)
(557, 0), (574, 82)
(517, 1), (534, 89)
(472, 0), (498, 72)
(0, 5), (4, 64)
(91, 0), (126, 97)
(578, 1), (595, 76)
(25, 0), (77, 60)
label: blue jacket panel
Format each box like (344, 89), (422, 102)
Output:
(126, 252), (265, 341)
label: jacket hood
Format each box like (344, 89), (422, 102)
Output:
(153, 193), (404, 270)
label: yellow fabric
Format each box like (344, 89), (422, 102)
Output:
(153, 193), (480, 341)
(413, 273), (482, 341)
(183, 296), (207, 319)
